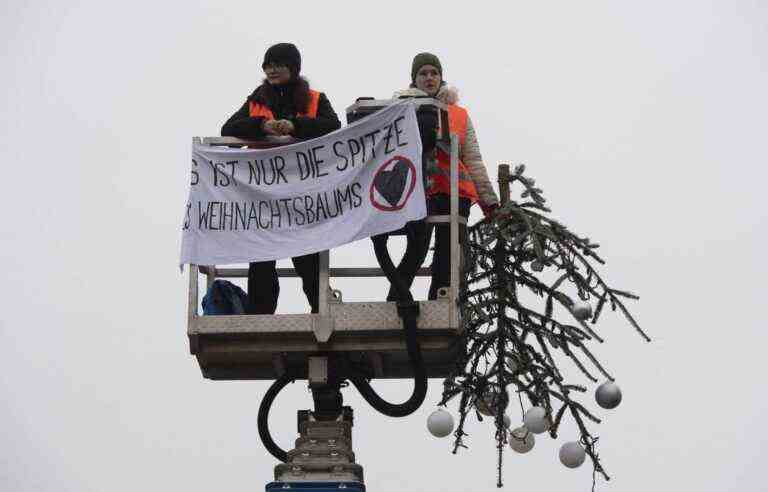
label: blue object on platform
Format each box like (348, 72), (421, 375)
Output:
(265, 482), (365, 492)
(201, 279), (249, 315)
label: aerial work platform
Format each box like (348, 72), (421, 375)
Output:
(187, 99), (465, 381)
(187, 259), (462, 381)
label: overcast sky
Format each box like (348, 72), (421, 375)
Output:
(2, 1), (767, 491)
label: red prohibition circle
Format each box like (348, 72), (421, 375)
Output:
(369, 155), (418, 211)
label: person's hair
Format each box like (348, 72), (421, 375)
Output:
(253, 76), (311, 113)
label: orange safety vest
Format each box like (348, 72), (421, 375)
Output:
(248, 89), (321, 120)
(428, 104), (479, 203)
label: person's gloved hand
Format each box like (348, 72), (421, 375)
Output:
(262, 119), (281, 135)
(480, 202), (499, 219)
(272, 119), (295, 136)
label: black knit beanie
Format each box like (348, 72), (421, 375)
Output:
(262, 43), (302, 74)
(411, 52), (442, 83)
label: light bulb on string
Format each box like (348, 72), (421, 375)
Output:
(572, 301), (593, 321)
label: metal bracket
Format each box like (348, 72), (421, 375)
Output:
(312, 316), (334, 343)
(426, 215), (468, 225)
(308, 357), (329, 388)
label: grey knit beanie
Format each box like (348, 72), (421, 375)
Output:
(411, 52), (442, 83)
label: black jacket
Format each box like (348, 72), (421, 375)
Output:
(221, 81), (340, 140)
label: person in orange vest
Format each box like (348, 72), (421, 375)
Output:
(221, 43), (341, 314)
(392, 52), (500, 300)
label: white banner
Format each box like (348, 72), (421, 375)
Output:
(180, 101), (425, 265)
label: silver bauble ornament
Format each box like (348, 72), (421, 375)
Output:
(509, 427), (535, 453)
(523, 406), (550, 434)
(559, 441), (586, 468)
(595, 381), (622, 409)
(476, 387), (507, 416)
(427, 408), (454, 438)
(572, 301), (593, 321)
(476, 397), (493, 416)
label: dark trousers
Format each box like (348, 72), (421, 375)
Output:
(386, 194), (471, 301)
(247, 253), (320, 314)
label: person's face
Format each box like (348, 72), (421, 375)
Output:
(414, 64), (442, 96)
(263, 63), (291, 85)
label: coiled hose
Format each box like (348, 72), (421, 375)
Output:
(256, 229), (430, 461)
(257, 374), (293, 462)
(346, 233), (427, 417)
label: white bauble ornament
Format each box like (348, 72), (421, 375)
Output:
(572, 301), (593, 321)
(559, 441), (586, 468)
(509, 427), (535, 453)
(427, 408), (455, 438)
(595, 381), (622, 409)
(523, 406), (550, 434)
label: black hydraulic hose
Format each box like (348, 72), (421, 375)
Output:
(348, 311), (427, 417)
(371, 234), (413, 302)
(348, 235), (427, 417)
(257, 374), (293, 463)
